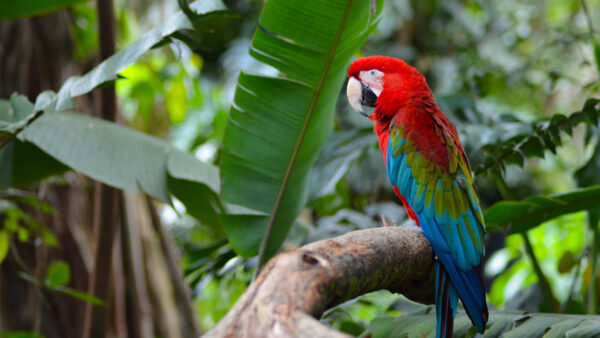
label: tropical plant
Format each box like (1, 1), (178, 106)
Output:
(3, 0), (600, 337)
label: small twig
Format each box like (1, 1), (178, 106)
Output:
(9, 240), (46, 333)
(522, 233), (561, 313)
(381, 215), (389, 227)
(563, 254), (583, 313)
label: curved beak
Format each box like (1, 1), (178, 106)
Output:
(346, 76), (378, 117)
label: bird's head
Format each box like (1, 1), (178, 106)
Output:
(346, 56), (432, 120)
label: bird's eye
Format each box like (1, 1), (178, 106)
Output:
(370, 70), (376, 75)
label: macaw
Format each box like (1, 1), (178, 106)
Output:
(346, 56), (488, 338)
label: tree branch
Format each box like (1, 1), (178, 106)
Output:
(204, 227), (436, 338)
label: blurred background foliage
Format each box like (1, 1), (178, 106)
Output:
(2, 0), (600, 336)
(72, 0), (600, 332)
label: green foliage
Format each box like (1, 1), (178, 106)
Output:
(219, 0), (383, 264)
(322, 290), (402, 336)
(1, 106), (230, 227)
(0, 1), (254, 230)
(51, 286), (105, 306)
(194, 258), (252, 331)
(308, 129), (375, 202)
(70, 2), (98, 61)
(17, 260), (104, 306)
(487, 212), (586, 310)
(36, 0), (226, 113)
(0, 0), (226, 141)
(367, 303), (600, 338)
(0, 230), (8, 265)
(0, 331), (43, 338)
(485, 185), (600, 233)
(0, 0), (86, 20)
(46, 261), (71, 287)
(47, 263), (104, 306)
(4, 0), (600, 334)
(20, 110), (216, 201)
(476, 99), (600, 177)
(0, 194), (58, 265)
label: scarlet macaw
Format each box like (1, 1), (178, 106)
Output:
(346, 56), (488, 338)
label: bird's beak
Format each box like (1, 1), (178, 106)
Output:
(346, 76), (378, 118)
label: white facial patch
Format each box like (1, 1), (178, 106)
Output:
(359, 69), (384, 96)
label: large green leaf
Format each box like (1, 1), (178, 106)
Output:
(366, 306), (600, 338)
(4, 106), (259, 228)
(19, 111), (168, 200)
(45, 0), (226, 113)
(0, 0), (86, 20)
(16, 110), (216, 202)
(484, 186), (600, 233)
(167, 150), (223, 228)
(219, 0), (382, 261)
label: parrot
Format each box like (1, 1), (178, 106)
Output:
(346, 56), (488, 338)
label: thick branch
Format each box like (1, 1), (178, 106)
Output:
(204, 227), (436, 338)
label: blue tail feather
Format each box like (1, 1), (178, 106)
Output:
(436, 253), (488, 334)
(436, 263), (457, 338)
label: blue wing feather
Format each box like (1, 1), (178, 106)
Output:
(386, 132), (488, 335)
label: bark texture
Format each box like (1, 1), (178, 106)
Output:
(82, 0), (120, 337)
(204, 227), (436, 338)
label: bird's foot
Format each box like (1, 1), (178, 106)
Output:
(380, 215), (400, 227)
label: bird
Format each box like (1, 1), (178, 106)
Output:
(346, 56), (488, 338)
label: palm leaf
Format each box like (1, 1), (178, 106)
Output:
(484, 185), (600, 233)
(219, 0), (382, 266)
(367, 307), (600, 338)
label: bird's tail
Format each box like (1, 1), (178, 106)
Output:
(435, 262), (458, 338)
(436, 254), (489, 337)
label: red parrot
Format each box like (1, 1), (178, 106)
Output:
(346, 56), (488, 337)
